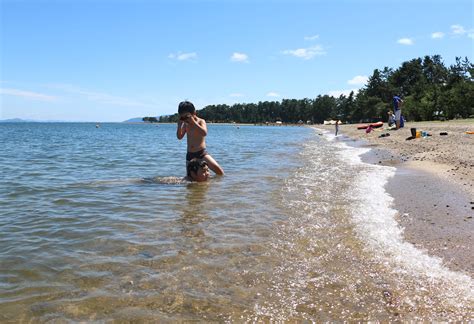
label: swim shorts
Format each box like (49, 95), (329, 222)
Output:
(186, 148), (208, 161)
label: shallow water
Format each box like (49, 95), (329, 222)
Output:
(0, 123), (472, 321)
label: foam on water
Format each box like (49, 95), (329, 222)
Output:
(324, 131), (473, 306)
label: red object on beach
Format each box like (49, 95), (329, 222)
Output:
(371, 121), (383, 128)
(356, 121), (383, 130)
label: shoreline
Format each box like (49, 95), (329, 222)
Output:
(317, 121), (474, 276)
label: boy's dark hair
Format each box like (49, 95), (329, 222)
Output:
(187, 158), (207, 177)
(178, 101), (196, 114)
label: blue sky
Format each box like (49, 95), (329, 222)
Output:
(1, 0), (473, 122)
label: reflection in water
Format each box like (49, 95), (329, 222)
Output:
(178, 183), (211, 240)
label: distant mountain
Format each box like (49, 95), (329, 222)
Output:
(0, 118), (82, 123)
(123, 117), (145, 123)
(0, 118), (36, 123)
(123, 116), (161, 123)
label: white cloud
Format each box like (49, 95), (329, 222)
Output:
(431, 32), (445, 39)
(397, 38), (414, 45)
(451, 24), (466, 35)
(304, 34), (319, 41)
(230, 52), (249, 63)
(229, 93), (244, 97)
(46, 84), (153, 107)
(468, 31), (474, 39)
(282, 45), (326, 60)
(327, 89), (359, 97)
(266, 92), (280, 97)
(347, 75), (368, 85)
(168, 52), (197, 61)
(0, 88), (57, 102)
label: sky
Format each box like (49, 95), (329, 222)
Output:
(1, 0), (473, 122)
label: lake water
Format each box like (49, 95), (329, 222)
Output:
(0, 123), (472, 321)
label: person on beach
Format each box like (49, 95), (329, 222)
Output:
(186, 158), (211, 182)
(365, 124), (373, 134)
(176, 100), (224, 176)
(335, 120), (340, 136)
(387, 110), (396, 127)
(393, 95), (403, 130)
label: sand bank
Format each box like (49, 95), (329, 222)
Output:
(317, 120), (474, 276)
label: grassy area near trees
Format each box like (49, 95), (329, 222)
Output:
(159, 55), (473, 124)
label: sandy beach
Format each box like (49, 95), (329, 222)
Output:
(318, 120), (474, 276)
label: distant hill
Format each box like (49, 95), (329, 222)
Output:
(123, 117), (145, 123)
(0, 118), (36, 123)
(0, 118), (76, 123)
(123, 116), (161, 123)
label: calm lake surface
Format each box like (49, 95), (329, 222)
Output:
(0, 123), (472, 321)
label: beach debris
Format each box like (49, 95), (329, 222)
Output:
(382, 290), (393, 301)
(378, 133), (391, 138)
(465, 131), (474, 134)
(357, 121), (383, 130)
(440, 132), (448, 135)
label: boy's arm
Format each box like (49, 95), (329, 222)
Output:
(177, 120), (186, 139)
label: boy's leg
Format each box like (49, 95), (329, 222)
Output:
(203, 154), (224, 175)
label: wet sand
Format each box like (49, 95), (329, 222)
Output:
(318, 120), (474, 276)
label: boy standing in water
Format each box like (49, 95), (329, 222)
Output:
(176, 101), (224, 176)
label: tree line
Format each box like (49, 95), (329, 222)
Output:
(155, 55), (473, 124)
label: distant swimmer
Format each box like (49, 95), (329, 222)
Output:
(176, 100), (224, 176)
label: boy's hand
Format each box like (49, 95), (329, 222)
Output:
(186, 115), (197, 125)
(179, 114), (191, 122)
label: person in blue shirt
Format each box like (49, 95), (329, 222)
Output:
(393, 95), (403, 129)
